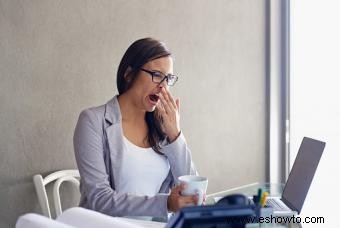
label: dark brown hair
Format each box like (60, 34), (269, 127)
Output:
(116, 38), (171, 153)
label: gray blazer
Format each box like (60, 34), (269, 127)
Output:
(73, 96), (197, 219)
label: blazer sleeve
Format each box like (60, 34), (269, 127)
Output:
(73, 109), (169, 218)
(161, 132), (198, 184)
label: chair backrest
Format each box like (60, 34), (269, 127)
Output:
(33, 169), (80, 218)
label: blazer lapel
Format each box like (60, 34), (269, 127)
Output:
(104, 96), (124, 189)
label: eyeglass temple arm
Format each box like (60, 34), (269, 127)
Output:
(158, 75), (169, 85)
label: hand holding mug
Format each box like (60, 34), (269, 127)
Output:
(178, 175), (208, 205)
(167, 183), (198, 212)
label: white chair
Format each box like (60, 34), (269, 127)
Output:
(33, 169), (80, 218)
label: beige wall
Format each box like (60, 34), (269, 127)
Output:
(0, 0), (267, 227)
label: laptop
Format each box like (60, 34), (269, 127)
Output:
(264, 137), (325, 216)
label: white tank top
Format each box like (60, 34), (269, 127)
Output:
(117, 136), (170, 197)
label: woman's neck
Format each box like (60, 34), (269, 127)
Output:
(117, 93), (145, 125)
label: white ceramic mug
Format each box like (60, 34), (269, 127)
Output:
(178, 175), (208, 205)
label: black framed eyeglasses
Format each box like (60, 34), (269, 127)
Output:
(140, 68), (178, 86)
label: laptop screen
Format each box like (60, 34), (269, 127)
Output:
(281, 137), (325, 214)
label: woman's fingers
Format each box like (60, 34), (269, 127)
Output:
(181, 195), (198, 205)
(156, 88), (181, 141)
(159, 93), (172, 114)
(156, 101), (166, 114)
(155, 106), (163, 122)
(178, 183), (199, 205)
(168, 184), (200, 212)
(158, 88), (179, 117)
(161, 88), (177, 110)
(172, 184), (183, 195)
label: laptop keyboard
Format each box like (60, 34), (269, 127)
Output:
(266, 199), (287, 211)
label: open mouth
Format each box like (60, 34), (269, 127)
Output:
(149, 94), (159, 103)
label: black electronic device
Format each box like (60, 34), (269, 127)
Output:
(166, 194), (258, 228)
(215, 194), (250, 206)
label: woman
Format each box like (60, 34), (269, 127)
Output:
(73, 37), (198, 220)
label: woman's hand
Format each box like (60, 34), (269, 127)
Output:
(167, 183), (198, 212)
(156, 88), (181, 142)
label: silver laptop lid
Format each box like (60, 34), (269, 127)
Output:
(281, 137), (325, 214)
